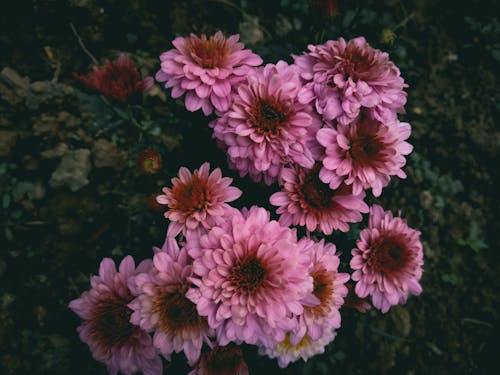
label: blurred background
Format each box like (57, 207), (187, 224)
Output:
(0, 0), (498, 373)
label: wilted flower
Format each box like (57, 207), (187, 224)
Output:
(156, 163), (242, 237)
(350, 205), (424, 313)
(136, 149), (161, 174)
(210, 61), (321, 185)
(156, 31), (262, 115)
(186, 206), (314, 347)
(270, 163), (369, 234)
(317, 115), (413, 196)
(189, 343), (249, 375)
(74, 54), (153, 102)
(68, 256), (162, 375)
(294, 37), (407, 124)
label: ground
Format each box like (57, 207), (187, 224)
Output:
(0, 0), (498, 374)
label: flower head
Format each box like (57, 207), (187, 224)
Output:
(68, 256), (162, 375)
(210, 61), (322, 185)
(350, 205), (424, 313)
(129, 248), (212, 364)
(74, 54), (153, 102)
(136, 149), (161, 174)
(189, 343), (249, 375)
(270, 163), (368, 234)
(156, 31), (262, 115)
(317, 115), (413, 196)
(156, 162), (242, 237)
(294, 37), (407, 124)
(186, 206), (314, 347)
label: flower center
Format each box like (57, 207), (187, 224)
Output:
(229, 255), (267, 293)
(341, 44), (375, 80)
(173, 174), (209, 214)
(186, 34), (229, 69)
(349, 134), (384, 165)
(89, 293), (138, 349)
(300, 164), (334, 209)
(310, 269), (334, 317)
(204, 344), (245, 374)
(154, 288), (205, 334)
(369, 232), (411, 275)
(249, 98), (288, 135)
(277, 332), (311, 352)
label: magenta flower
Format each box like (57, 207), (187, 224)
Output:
(350, 205), (424, 313)
(185, 206), (314, 347)
(270, 163), (369, 234)
(317, 115), (413, 196)
(128, 248), (212, 364)
(74, 54), (153, 103)
(68, 256), (162, 375)
(189, 343), (249, 375)
(156, 31), (262, 115)
(210, 61), (322, 185)
(294, 37), (407, 124)
(156, 162), (242, 237)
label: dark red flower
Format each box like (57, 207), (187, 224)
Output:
(74, 54), (153, 102)
(135, 149), (161, 174)
(310, 0), (338, 19)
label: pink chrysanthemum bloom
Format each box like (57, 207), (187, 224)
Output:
(210, 61), (322, 185)
(156, 162), (242, 237)
(270, 163), (369, 234)
(317, 115), (413, 196)
(189, 343), (249, 375)
(291, 238), (349, 342)
(294, 37), (407, 124)
(74, 54), (153, 103)
(68, 256), (162, 375)
(128, 248), (212, 364)
(259, 328), (337, 368)
(156, 31), (262, 115)
(186, 206), (314, 347)
(350, 205), (424, 313)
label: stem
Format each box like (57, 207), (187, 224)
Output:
(70, 22), (99, 66)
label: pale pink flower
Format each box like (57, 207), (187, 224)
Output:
(350, 205), (424, 313)
(269, 163), (369, 234)
(156, 162), (242, 237)
(210, 61), (322, 185)
(317, 115), (413, 196)
(294, 37), (407, 124)
(185, 206), (314, 347)
(189, 343), (249, 375)
(259, 328), (337, 368)
(156, 31), (262, 115)
(128, 248), (212, 364)
(68, 256), (162, 375)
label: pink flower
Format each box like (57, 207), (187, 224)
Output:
(317, 115), (413, 196)
(185, 206), (314, 347)
(68, 256), (162, 375)
(350, 205), (424, 313)
(294, 37), (407, 124)
(210, 61), (322, 185)
(128, 248), (212, 364)
(156, 31), (262, 115)
(74, 54), (153, 102)
(269, 163), (369, 234)
(189, 343), (249, 375)
(156, 162), (242, 237)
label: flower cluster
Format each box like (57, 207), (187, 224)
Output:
(70, 31), (424, 374)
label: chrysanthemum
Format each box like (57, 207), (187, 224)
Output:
(74, 54), (153, 102)
(189, 343), (249, 375)
(210, 61), (322, 185)
(156, 162), (242, 237)
(186, 206), (314, 347)
(156, 31), (262, 115)
(317, 115), (413, 196)
(293, 238), (349, 341)
(68, 256), (162, 375)
(350, 205), (424, 313)
(128, 248), (212, 364)
(259, 328), (337, 368)
(269, 163), (369, 234)
(294, 37), (407, 124)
